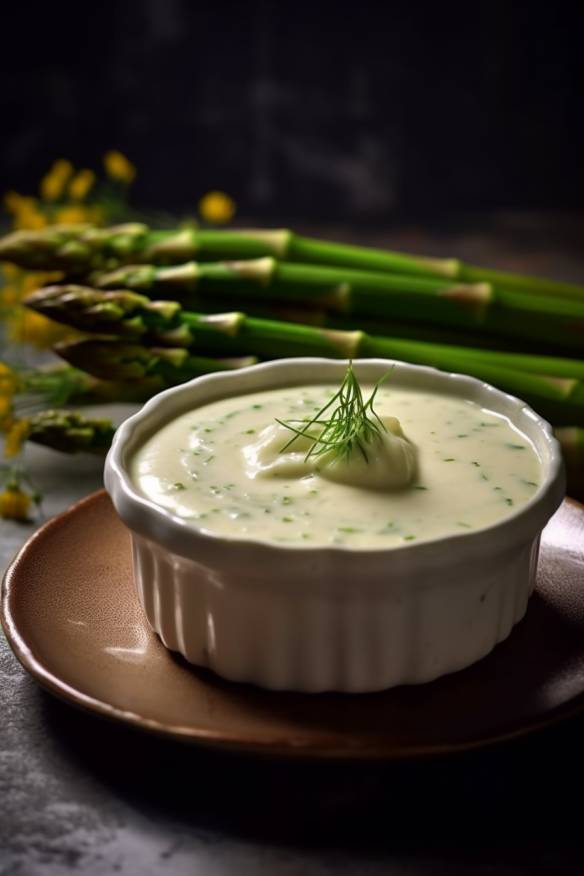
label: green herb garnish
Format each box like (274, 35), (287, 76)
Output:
(276, 361), (392, 463)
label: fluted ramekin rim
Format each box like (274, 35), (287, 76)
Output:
(104, 357), (565, 563)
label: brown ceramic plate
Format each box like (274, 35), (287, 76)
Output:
(3, 490), (584, 760)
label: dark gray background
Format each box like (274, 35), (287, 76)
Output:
(2, 1), (583, 220)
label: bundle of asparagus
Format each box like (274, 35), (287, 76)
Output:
(3, 225), (584, 354)
(2, 222), (584, 495)
(2, 223), (583, 300)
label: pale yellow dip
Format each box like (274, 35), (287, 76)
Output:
(131, 383), (542, 548)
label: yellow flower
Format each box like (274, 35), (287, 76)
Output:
(3, 193), (47, 230)
(0, 363), (18, 427)
(19, 271), (62, 297)
(3, 419), (30, 458)
(53, 205), (91, 225)
(68, 169), (96, 201)
(198, 190), (236, 225)
(0, 485), (31, 521)
(7, 309), (70, 350)
(103, 150), (136, 184)
(40, 159), (74, 201)
(0, 399), (12, 426)
(1, 265), (22, 305)
(14, 207), (47, 231)
(0, 283), (20, 306)
(3, 191), (30, 214)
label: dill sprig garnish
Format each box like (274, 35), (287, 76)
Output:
(276, 362), (392, 463)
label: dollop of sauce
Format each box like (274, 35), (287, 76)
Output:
(243, 416), (417, 490)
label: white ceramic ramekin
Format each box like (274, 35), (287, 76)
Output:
(104, 358), (565, 693)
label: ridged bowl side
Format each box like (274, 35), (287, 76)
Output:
(131, 532), (540, 693)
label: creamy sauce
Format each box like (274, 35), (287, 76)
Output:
(131, 384), (542, 548)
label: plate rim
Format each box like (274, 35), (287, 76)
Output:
(3, 489), (584, 761)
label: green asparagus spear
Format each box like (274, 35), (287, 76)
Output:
(2, 223), (584, 302)
(26, 410), (116, 454)
(54, 339), (257, 384)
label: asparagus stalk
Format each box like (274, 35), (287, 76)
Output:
(192, 294), (564, 353)
(0, 224), (149, 272)
(89, 260), (584, 349)
(2, 361), (170, 435)
(30, 286), (584, 425)
(26, 410), (116, 454)
(55, 339), (257, 383)
(3, 223), (584, 302)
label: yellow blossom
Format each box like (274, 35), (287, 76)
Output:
(198, 190), (236, 225)
(3, 193), (47, 230)
(19, 271), (62, 297)
(53, 205), (91, 225)
(0, 486), (31, 520)
(68, 169), (96, 201)
(3, 419), (30, 458)
(1, 265), (22, 305)
(8, 309), (70, 350)
(40, 159), (74, 201)
(0, 364), (18, 427)
(3, 192), (32, 214)
(0, 362), (17, 386)
(0, 397), (12, 424)
(0, 283), (20, 306)
(104, 150), (136, 184)
(14, 208), (47, 231)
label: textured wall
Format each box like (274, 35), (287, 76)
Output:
(1, 1), (583, 219)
